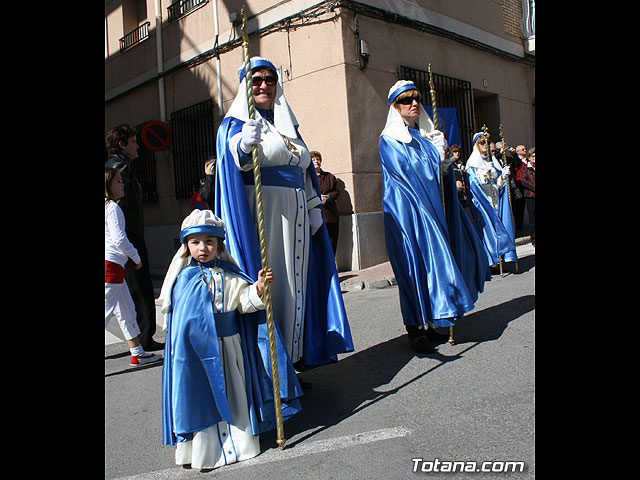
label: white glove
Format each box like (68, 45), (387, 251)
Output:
(239, 119), (263, 154)
(501, 165), (511, 177)
(309, 207), (323, 235)
(426, 130), (448, 161)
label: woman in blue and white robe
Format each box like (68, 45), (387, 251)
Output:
(214, 57), (353, 369)
(465, 133), (517, 267)
(378, 81), (490, 353)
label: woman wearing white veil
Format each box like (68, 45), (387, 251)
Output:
(378, 80), (490, 353)
(213, 57), (353, 370)
(465, 132), (517, 266)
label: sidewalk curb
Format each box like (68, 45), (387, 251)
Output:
(339, 236), (532, 292)
(154, 237), (533, 298)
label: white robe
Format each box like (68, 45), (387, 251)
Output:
(229, 117), (321, 363)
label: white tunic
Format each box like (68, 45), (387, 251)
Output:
(229, 116), (321, 363)
(467, 155), (506, 208)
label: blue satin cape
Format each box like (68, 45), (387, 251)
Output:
(162, 259), (303, 446)
(378, 128), (490, 328)
(466, 165), (517, 265)
(214, 116), (353, 370)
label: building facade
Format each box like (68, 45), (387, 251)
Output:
(105, 0), (535, 277)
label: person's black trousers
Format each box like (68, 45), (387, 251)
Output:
(525, 198), (535, 245)
(326, 222), (339, 255)
(123, 233), (158, 349)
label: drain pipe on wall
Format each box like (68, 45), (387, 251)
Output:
(213, 0), (223, 116)
(154, 0), (167, 122)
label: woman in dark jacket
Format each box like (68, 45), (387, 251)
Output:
(310, 151), (340, 255)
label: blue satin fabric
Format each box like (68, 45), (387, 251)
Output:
(442, 163), (492, 301)
(213, 310), (239, 337)
(378, 128), (489, 328)
(241, 165), (304, 189)
(162, 259), (303, 446)
(466, 167), (517, 265)
(214, 116), (353, 370)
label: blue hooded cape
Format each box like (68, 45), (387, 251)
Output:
(162, 258), (304, 446)
(379, 127), (490, 328)
(214, 116), (353, 370)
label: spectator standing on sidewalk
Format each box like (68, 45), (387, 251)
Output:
(520, 147), (535, 247)
(311, 150), (340, 255)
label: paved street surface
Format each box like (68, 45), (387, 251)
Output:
(106, 243), (534, 479)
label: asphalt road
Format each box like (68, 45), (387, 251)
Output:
(105, 243), (535, 479)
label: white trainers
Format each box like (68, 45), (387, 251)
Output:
(130, 352), (163, 367)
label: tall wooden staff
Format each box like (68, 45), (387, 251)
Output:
(240, 6), (286, 450)
(481, 124), (503, 276)
(428, 64), (446, 216)
(499, 124), (518, 273)
(428, 64), (455, 346)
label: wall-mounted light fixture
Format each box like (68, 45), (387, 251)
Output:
(355, 14), (369, 71)
(360, 39), (370, 57)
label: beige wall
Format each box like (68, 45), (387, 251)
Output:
(105, 0), (534, 274)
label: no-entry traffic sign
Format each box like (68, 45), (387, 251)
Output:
(141, 121), (171, 152)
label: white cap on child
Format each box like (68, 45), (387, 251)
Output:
(179, 209), (226, 243)
(158, 209), (239, 330)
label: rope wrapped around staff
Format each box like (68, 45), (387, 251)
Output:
(481, 123), (504, 276)
(428, 63), (455, 345)
(240, 6), (286, 450)
(428, 64), (446, 217)
(499, 124), (518, 273)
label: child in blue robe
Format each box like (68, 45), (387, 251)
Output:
(159, 210), (302, 470)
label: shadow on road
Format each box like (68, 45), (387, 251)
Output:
(259, 294), (535, 451)
(105, 359), (164, 378)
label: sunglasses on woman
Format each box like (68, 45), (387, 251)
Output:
(396, 95), (421, 105)
(251, 75), (277, 86)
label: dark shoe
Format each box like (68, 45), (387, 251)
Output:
(425, 328), (450, 340)
(297, 374), (312, 390)
(142, 340), (165, 351)
(408, 334), (435, 354)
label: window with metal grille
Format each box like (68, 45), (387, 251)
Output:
(133, 122), (158, 202)
(398, 65), (474, 158)
(170, 99), (216, 199)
